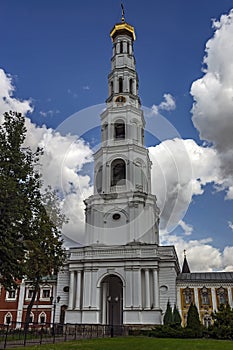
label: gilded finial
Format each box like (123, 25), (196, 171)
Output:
(121, 3), (125, 22)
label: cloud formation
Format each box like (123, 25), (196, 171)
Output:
(0, 68), (93, 244)
(191, 9), (233, 199)
(152, 93), (176, 115)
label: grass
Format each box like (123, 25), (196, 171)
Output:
(10, 337), (233, 350)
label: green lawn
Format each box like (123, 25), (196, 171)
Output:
(10, 337), (233, 350)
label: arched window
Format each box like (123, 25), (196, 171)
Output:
(39, 312), (46, 324)
(114, 121), (125, 140)
(127, 42), (130, 54)
(200, 287), (210, 305)
(111, 159), (126, 186)
(119, 77), (123, 93)
(217, 287), (227, 306)
(129, 79), (133, 94)
(4, 312), (12, 325)
(120, 41), (123, 53)
(203, 315), (212, 328)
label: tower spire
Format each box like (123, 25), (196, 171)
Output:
(181, 250), (191, 273)
(121, 3), (125, 22)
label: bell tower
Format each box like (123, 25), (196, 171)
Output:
(59, 7), (180, 327)
(85, 10), (160, 246)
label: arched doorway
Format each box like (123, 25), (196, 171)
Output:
(100, 274), (123, 325)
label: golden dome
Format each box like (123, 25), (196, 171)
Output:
(110, 22), (136, 41)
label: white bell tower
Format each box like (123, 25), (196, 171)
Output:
(58, 8), (180, 327)
(85, 15), (160, 246)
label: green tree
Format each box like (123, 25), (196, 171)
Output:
(186, 302), (202, 337)
(163, 301), (173, 325)
(0, 111), (66, 325)
(173, 304), (182, 326)
(211, 304), (233, 339)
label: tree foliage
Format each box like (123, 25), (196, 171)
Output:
(173, 304), (182, 326)
(210, 304), (233, 339)
(163, 301), (173, 325)
(0, 111), (66, 324)
(186, 302), (202, 337)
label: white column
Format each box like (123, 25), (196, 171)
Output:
(102, 282), (107, 324)
(68, 270), (75, 310)
(194, 287), (200, 312)
(211, 287), (217, 311)
(125, 268), (133, 307)
(145, 269), (151, 309)
(83, 269), (92, 308)
(16, 280), (25, 326)
(75, 270), (81, 310)
(137, 269), (142, 308)
(227, 287), (233, 307)
(153, 269), (159, 309)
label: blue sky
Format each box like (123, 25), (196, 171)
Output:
(1, 0), (233, 271)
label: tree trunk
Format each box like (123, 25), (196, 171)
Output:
(24, 280), (39, 332)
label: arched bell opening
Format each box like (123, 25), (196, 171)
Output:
(111, 159), (126, 187)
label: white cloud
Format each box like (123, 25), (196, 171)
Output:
(0, 68), (93, 244)
(0, 68), (33, 115)
(149, 138), (221, 232)
(228, 221), (233, 231)
(191, 9), (233, 195)
(39, 109), (60, 118)
(179, 220), (193, 236)
(152, 93), (176, 115)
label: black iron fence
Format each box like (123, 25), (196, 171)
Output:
(0, 321), (129, 349)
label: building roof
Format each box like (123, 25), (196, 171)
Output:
(177, 272), (233, 283)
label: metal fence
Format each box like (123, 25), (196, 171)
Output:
(0, 321), (129, 349)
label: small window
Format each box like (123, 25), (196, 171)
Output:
(129, 79), (133, 94)
(112, 213), (121, 220)
(4, 313), (12, 325)
(7, 290), (16, 299)
(110, 81), (114, 95)
(39, 312), (46, 324)
(127, 42), (130, 54)
(42, 289), (50, 298)
(114, 122), (125, 139)
(120, 41), (123, 53)
(27, 289), (34, 299)
(119, 77), (123, 93)
(29, 313), (34, 324)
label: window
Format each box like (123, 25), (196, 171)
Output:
(27, 289), (34, 299)
(119, 77), (123, 93)
(203, 315), (212, 328)
(127, 42), (130, 54)
(114, 121), (125, 139)
(120, 41), (123, 53)
(110, 81), (114, 95)
(4, 312), (12, 325)
(111, 159), (126, 187)
(7, 290), (16, 299)
(39, 312), (46, 324)
(200, 287), (210, 305)
(183, 287), (193, 305)
(42, 289), (50, 299)
(29, 313), (34, 324)
(217, 287), (227, 305)
(129, 79), (133, 94)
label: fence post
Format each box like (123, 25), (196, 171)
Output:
(3, 323), (9, 349)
